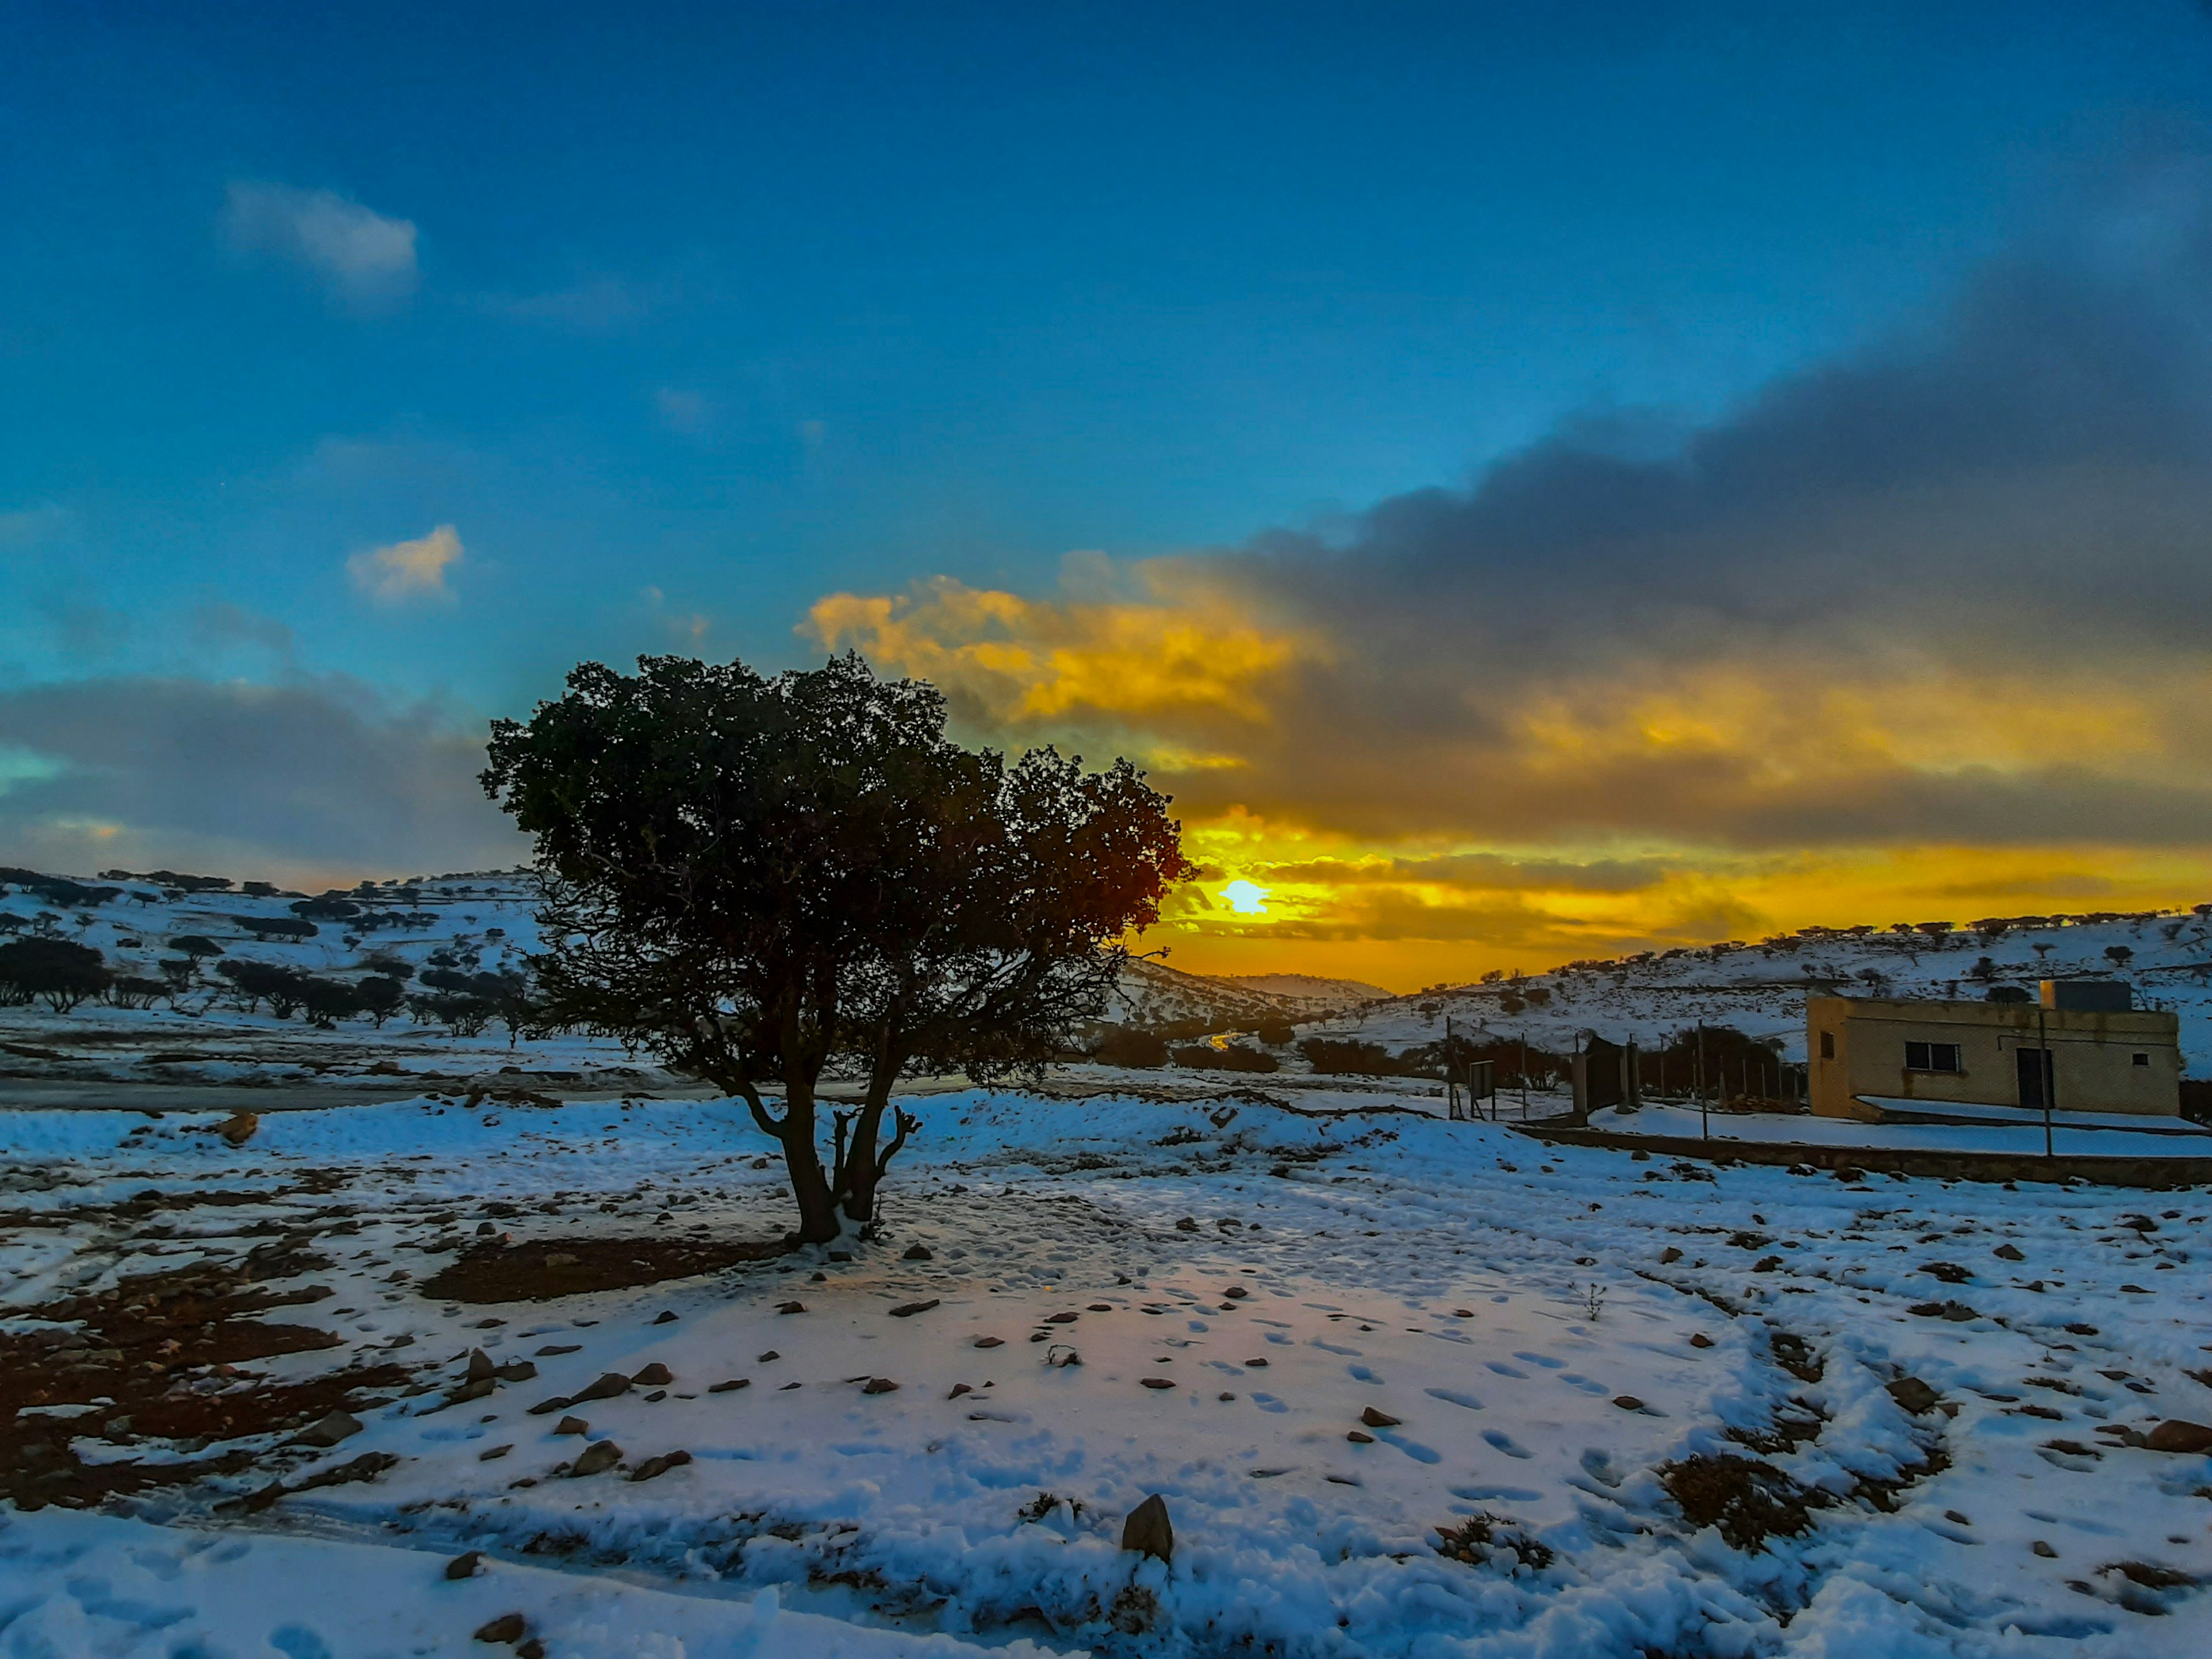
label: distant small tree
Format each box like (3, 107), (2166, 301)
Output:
(230, 915), (317, 942)
(1255, 1017), (1296, 1047)
(292, 897), (362, 921)
(297, 975), (364, 1028)
(2104, 945), (2134, 970)
(215, 958), (309, 1018)
(0, 938), (112, 1012)
(356, 975), (406, 1027)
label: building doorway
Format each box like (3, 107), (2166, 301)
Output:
(2016, 1046), (2053, 1111)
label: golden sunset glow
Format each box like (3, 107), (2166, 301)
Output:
(806, 547), (2212, 991)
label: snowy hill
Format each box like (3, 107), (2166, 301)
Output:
(1214, 971), (1391, 1009)
(1310, 908), (2212, 1074)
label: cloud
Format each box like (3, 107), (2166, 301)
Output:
(223, 181), (418, 308)
(0, 675), (522, 886)
(808, 156), (2212, 967)
(348, 525), (463, 605)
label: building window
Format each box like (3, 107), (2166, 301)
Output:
(1819, 1032), (1835, 1060)
(1904, 1041), (1961, 1073)
(2133, 1052), (2149, 1067)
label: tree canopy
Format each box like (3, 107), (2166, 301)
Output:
(482, 653), (1195, 1242)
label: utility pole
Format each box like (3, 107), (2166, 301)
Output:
(1445, 1014), (1458, 1119)
(1697, 1022), (1709, 1141)
(2039, 1003), (2053, 1159)
(1520, 1036), (1529, 1118)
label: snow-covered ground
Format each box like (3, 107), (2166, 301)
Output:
(6, 1088), (2211, 1656)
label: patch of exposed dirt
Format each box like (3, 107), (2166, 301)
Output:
(420, 1234), (788, 1303)
(1660, 1453), (1831, 1551)
(2, 1241), (414, 1512)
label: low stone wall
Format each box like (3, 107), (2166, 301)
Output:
(1512, 1123), (2212, 1189)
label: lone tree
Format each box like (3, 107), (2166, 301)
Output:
(483, 653), (1194, 1243)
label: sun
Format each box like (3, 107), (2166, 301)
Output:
(1221, 878), (1270, 915)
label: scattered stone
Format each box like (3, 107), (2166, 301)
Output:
(445, 1377), (496, 1407)
(1045, 1311), (1079, 1324)
(1121, 1493), (1173, 1561)
(2033, 1540), (2058, 1558)
(902, 1244), (933, 1260)
(478, 1445), (512, 1461)
(1245, 1357), (1268, 1368)
(1944, 1510), (1971, 1526)
(495, 1361), (537, 1382)
(1688, 1334), (1715, 1349)
(1909, 1301), (1979, 1323)
(1346, 1430), (1374, 1444)
(1612, 1396), (1643, 1411)
(862, 1377), (899, 1395)
(476, 1222), (498, 1236)
(974, 1337), (1003, 1349)
(516, 1642), (545, 1659)
(1140, 1377), (1175, 1390)
(1659, 1247), (1683, 1264)
(653, 1310), (677, 1324)
(570, 1372), (632, 1403)
(1088, 1302), (1113, 1312)
(758, 1350), (780, 1362)
(1887, 1377), (1941, 1415)
(2146, 1419), (2212, 1455)
(1219, 1392), (1236, 1401)
(555, 1416), (589, 1435)
(474, 1612), (526, 1643)
(527, 1396), (573, 1416)
(629, 1449), (692, 1482)
(709, 1379), (749, 1394)
(217, 1112), (259, 1147)
(1994, 1243), (2025, 1262)
(1175, 1217), (1199, 1232)
(631, 1362), (673, 1387)
(777, 1301), (806, 1315)
(446, 1550), (484, 1580)
(465, 1349), (496, 1382)
(1454, 1309), (1474, 1318)
(535, 1344), (580, 1357)
(888, 1300), (941, 1318)
(948, 1383), (972, 1399)
(569, 1440), (622, 1476)
(1222, 1286), (1248, 1300)
(1360, 1407), (1401, 1429)
(291, 1410), (363, 1448)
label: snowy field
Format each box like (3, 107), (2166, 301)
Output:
(1584, 1103), (2212, 1161)
(6, 1089), (2211, 1656)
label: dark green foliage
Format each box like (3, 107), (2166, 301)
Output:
(1299, 1037), (1409, 1075)
(1255, 1017), (1297, 1047)
(356, 975), (406, 1025)
(0, 869), (122, 909)
(358, 950), (413, 980)
(107, 975), (171, 1010)
(228, 915), (317, 941)
(482, 652), (1194, 1241)
(214, 958), (310, 1018)
(0, 938), (113, 1012)
(1092, 1026), (1171, 1067)
(1170, 1043), (1279, 1073)
(170, 935), (224, 960)
(1986, 984), (2031, 1003)
(297, 975), (364, 1028)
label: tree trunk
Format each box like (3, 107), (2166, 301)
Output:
(775, 1081), (842, 1243)
(837, 1073), (895, 1224)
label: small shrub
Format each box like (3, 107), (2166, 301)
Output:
(1092, 1026), (1170, 1067)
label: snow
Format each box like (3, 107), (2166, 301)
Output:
(1586, 1103), (2212, 1160)
(6, 1086), (2211, 1654)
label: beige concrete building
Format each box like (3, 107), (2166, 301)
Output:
(1807, 983), (2180, 1121)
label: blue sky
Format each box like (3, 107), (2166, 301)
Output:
(9, 3), (2212, 973)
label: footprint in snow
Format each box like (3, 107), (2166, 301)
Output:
(1559, 1373), (1610, 1395)
(1425, 1388), (1484, 1411)
(1264, 1331), (1292, 1345)
(1482, 1430), (1535, 1459)
(1453, 1483), (1543, 1502)
(1513, 1351), (1566, 1369)
(1248, 1392), (1290, 1414)
(1348, 1365), (1384, 1383)
(1485, 1361), (1527, 1378)
(1311, 1339), (1362, 1357)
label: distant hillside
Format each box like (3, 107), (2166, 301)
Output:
(1306, 908), (2212, 1070)
(1215, 972), (1390, 1009)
